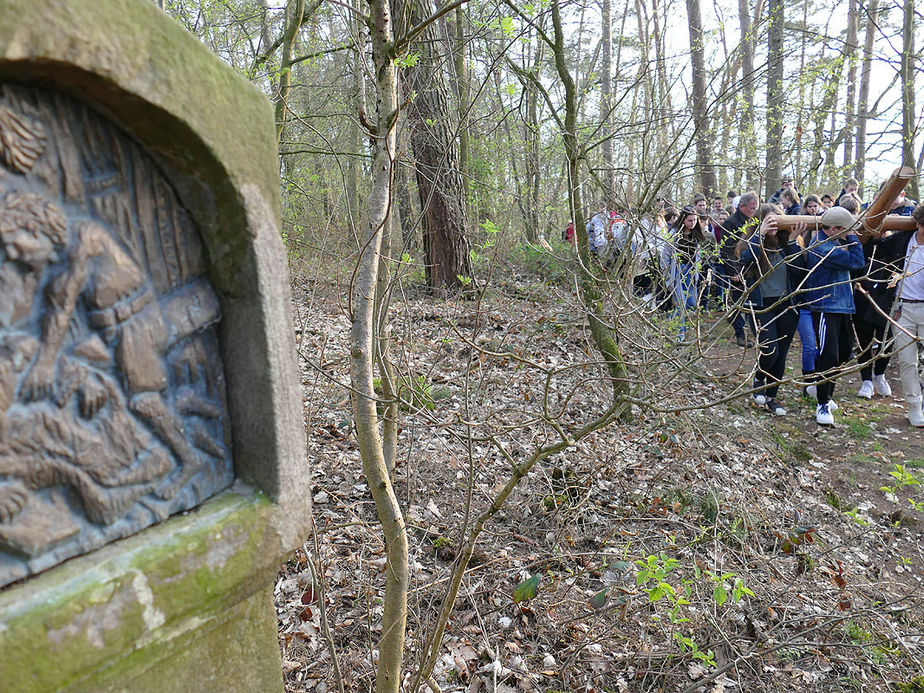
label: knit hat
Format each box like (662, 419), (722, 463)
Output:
(820, 206), (855, 229)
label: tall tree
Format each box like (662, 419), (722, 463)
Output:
(350, 2), (407, 691)
(686, 0), (716, 196)
(841, 0), (860, 171)
(765, 0), (784, 197)
(450, 7), (470, 206)
(601, 0), (614, 201)
(737, 0), (758, 190)
(401, 0), (473, 290)
(348, 0), (367, 223)
(274, 0), (307, 145)
(901, 0), (919, 200)
(855, 0), (879, 187)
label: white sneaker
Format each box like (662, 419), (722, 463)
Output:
(816, 403), (835, 425)
(874, 375), (892, 397)
(804, 384), (817, 399)
(857, 380), (874, 399)
(828, 399), (838, 412)
(908, 399), (924, 427)
(753, 393), (767, 406)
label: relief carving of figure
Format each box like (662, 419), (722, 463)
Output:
(18, 209), (205, 500)
(0, 88), (233, 579)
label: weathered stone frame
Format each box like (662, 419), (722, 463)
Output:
(0, 2), (309, 690)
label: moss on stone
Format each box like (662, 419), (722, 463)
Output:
(0, 490), (283, 692)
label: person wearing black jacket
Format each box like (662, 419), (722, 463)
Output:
(720, 192), (759, 347)
(867, 204), (924, 426)
(737, 206), (806, 415)
(854, 233), (897, 400)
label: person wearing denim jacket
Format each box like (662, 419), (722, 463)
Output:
(738, 207), (806, 415)
(803, 206), (867, 424)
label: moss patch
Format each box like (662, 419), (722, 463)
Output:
(0, 491), (284, 692)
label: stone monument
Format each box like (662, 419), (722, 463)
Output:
(0, 1), (310, 691)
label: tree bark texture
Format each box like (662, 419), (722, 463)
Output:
(451, 7), (471, 207)
(402, 0), (473, 291)
(901, 0), (918, 200)
(855, 0), (879, 186)
(351, 1), (408, 690)
(274, 0), (306, 145)
(737, 0), (757, 189)
(764, 0), (784, 197)
(686, 0), (715, 197)
(841, 0), (859, 170)
(601, 0), (614, 202)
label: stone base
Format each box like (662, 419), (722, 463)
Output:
(0, 487), (286, 693)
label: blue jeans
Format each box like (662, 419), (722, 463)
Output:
(673, 262), (698, 334)
(797, 308), (817, 373)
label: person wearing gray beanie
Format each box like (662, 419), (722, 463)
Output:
(802, 206), (866, 425)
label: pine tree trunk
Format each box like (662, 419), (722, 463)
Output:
(451, 7), (470, 207)
(403, 0), (473, 291)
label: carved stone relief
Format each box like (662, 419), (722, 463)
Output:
(0, 85), (233, 588)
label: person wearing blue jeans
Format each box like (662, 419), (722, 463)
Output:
(662, 207), (704, 342)
(803, 207), (866, 425)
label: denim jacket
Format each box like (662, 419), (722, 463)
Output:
(803, 232), (866, 313)
(739, 237), (805, 308)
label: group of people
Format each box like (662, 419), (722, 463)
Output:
(580, 177), (924, 428)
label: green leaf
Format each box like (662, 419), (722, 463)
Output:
(611, 560), (632, 572)
(588, 589), (608, 610)
(713, 584), (727, 606)
(513, 574), (541, 603)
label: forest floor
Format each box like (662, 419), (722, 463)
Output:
(275, 255), (924, 693)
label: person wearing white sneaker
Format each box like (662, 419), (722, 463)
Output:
(816, 402), (834, 425)
(866, 203), (924, 427)
(854, 222), (899, 401)
(803, 207), (866, 425)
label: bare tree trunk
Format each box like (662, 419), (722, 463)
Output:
(737, 0), (758, 190)
(524, 30), (544, 241)
(686, 0), (715, 197)
(794, 0), (809, 184)
(901, 0), (919, 200)
(841, 0), (859, 170)
(274, 0), (306, 145)
(403, 0), (473, 291)
(635, 0), (661, 169)
(547, 0), (628, 409)
(855, 0), (879, 187)
(451, 7), (470, 207)
(651, 0), (672, 132)
(348, 0), (367, 223)
(601, 0), (614, 201)
(764, 0), (784, 197)
(351, 1), (408, 690)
